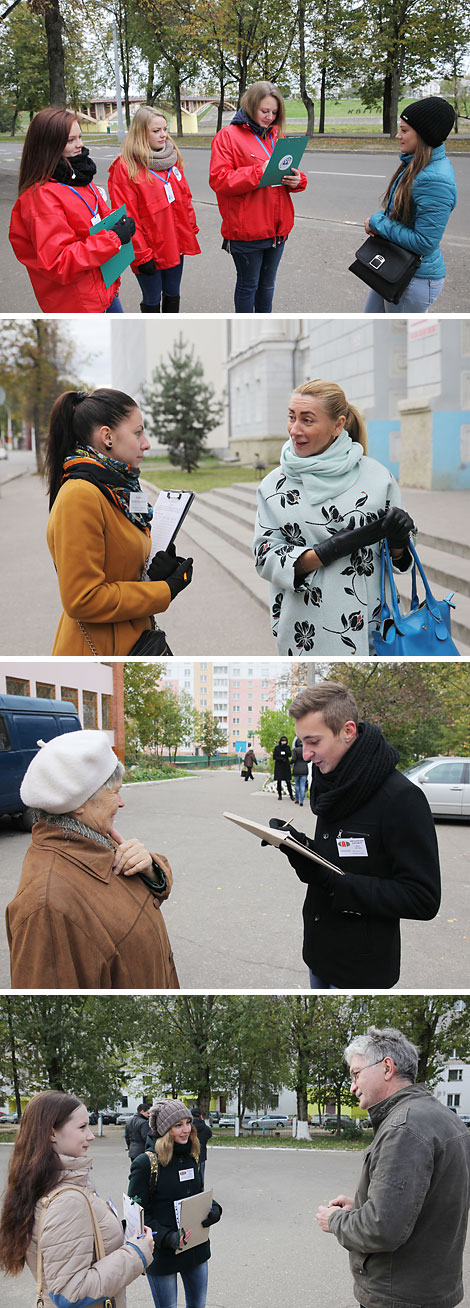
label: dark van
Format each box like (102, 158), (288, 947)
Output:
(0, 694), (82, 828)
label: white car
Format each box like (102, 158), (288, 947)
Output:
(404, 757), (470, 819)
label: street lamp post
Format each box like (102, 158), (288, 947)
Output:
(112, 18), (125, 142)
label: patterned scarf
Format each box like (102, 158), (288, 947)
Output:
(310, 721), (400, 821)
(280, 430), (364, 507)
(61, 445), (152, 534)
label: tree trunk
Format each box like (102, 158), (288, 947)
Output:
(319, 66), (327, 133)
(146, 58), (155, 105)
(10, 104), (19, 136)
(174, 76), (183, 136)
(217, 52), (225, 132)
(383, 70), (392, 134)
(298, 0), (315, 134)
(296, 1087), (308, 1120)
(44, 0), (66, 107)
(6, 998), (23, 1119)
(388, 64), (400, 138)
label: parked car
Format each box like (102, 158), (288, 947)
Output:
(1, 1111), (19, 1122)
(208, 1111), (220, 1124)
(215, 1115), (237, 1128)
(324, 1116), (359, 1130)
(404, 757), (470, 819)
(247, 1114), (292, 1129)
(116, 1110), (135, 1125)
(457, 1115), (470, 1128)
(0, 693), (82, 828)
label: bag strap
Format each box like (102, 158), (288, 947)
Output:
(145, 1149), (159, 1193)
(407, 537), (442, 621)
(36, 1184), (112, 1308)
(381, 540), (407, 634)
(77, 620), (100, 656)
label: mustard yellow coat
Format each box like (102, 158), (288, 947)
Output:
(47, 479), (171, 655)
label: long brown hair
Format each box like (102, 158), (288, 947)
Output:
(121, 107), (184, 181)
(294, 379), (368, 452)
(18, 108), (78, 196)
(241, 82), (286, 136)
(383, 134), (433, 224)
(154, 1123), (200, 1167)
(44, 387), (138, 509)
(0, 1091), (82, 1275)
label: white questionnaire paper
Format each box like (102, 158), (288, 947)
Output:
(149, 490), (194, 558)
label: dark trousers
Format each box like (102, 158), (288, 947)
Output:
(230, 239), (286, 312)
(244, 765), (253, 781)
(277, 778), (293, 800)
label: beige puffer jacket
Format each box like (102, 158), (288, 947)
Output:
(26, 1155), (150, 1308)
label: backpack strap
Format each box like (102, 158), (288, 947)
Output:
(145, 1150), (159, 1193)
(36, 1184), (113, 1308)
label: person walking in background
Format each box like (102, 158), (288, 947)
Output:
(291, 736), (308, 806)
(316, 1026), (470, 1308)
(209, 82), (307, 312)
(0, 1090), (154, 1306)
(254, 378), (415, 656)
(125, 1105), (151, 1160)
(9, 109), (134, 312)
(128, 1099), (222, 1308)
(363, 97), (457, 313)
(191, 1108), (212, 1185)
(273, 736), (293, 801)
(243, 746), (257, 780)
(43, 387), (193, 655)
(108, 107), (200, 314)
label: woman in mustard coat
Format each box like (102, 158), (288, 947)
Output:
(44, 388), (193, 654)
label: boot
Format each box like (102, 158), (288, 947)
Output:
(140, 302), (160, 313)
(161, 294), (180, 313)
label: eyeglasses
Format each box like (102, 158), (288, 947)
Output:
(350, 1058), (384, 1086)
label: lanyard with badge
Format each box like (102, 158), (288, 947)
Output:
(249, 129), (275, 158)
(336, 831), (369, 858)
(52, 180), (101, 223)
(149, 165), (181, 205)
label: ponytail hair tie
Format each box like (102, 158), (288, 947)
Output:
(75, 391), (88, 403)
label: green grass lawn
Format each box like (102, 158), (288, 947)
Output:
(143, 465), (277, 494)
(210, 1130), (372, 1151)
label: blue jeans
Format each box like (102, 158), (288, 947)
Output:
(309, 969), (337, 990)
(364, 275), (444, 313)
(146, 1260), (208, 1308)
(136, 257), (184, 305)
(230, 240), (286, 312)
(105, 295), (123, 313)
(295, 775), (307, 804)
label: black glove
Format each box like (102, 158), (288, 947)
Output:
(111, 215), (136, 245)
(381, 506), (416, 549)
(201, 1200), (223, 1227)
(147, 543), (180, 582)
(261, 816), (302, 847)
(314, 513), (386, 567)
(163, 1230), (182, 1251)
(166, 557), (193, 599)
(138, 258), (157, 276)
(263, 818), (338, 891)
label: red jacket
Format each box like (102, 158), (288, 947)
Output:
(209, 122), (307, 241)
(108, 156), (200, 270)
(9, 180), (121, 312)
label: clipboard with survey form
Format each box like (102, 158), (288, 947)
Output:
(258, 134), (310, 188)
(223, 812), (344, 873)
(149, 489), (194, 560)
(90, 204), (135, 288)
(174, 1189), (213, 1253)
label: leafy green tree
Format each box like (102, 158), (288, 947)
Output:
(123, 660), (166, 759)
(227, 997), (290, 1118)
(160, 689), (196, 761)
(0, 319), (80, 472)
(0, 7), (49, 133)
(325, 662), (446, 768)
(142, 334), (224, 473)
(356, 0), (440, 135)
(194, 709), (227, 764)
(257, 705), (295, 758)
(132, 997), (233, 1117)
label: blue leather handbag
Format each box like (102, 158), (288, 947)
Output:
(372, 538), (460, 657)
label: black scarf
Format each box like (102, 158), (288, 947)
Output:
(310, 721), (400, 821)
(52, 146), (97, 187)
(230, 106), (272, 139)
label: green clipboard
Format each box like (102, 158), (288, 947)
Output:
(89, 204), (135, 289)
(258, 134), (310, 188)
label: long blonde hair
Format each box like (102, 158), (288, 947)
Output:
(121, 106), (184, 181)
(154, 1123), (200, 1166)
(383, 134), (433, 224)
(294, 379), (368, 452)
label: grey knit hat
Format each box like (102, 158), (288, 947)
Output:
(149, 1099), (192, 1137)
(400, 96), (455, 147)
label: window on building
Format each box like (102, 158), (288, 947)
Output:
(60, 686), (79, 712)
(233, 680), (240, 687)
(83, 690), (98, 728)
(101, 694), (112, 729)
(200, 663), (207, 669)
(447, 1094), (461, 1107)
(35, 683), (55, 700)
(5, 677), (29, 696)
(248, 706), (252, 712)
(448, 1069), (463, 1081)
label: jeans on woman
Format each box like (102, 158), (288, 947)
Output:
(364, 276), (444, 314)
(295, 775), (307, 805)
(146, 1260), (208, 1308)
(230, 239), (286, 312)
(105, 295), (124, 313)
(135, 256), (184, 306)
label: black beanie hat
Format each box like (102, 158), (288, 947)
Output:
(400, 96), (455, 147)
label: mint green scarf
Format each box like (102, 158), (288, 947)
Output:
(280, 430), (364, 507)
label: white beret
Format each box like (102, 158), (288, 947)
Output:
(20, 730), (120, 813)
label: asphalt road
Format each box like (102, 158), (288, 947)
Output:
(1, 770), (468, 990)
(1, 1133), (469, 1308)
(1, 142), (469, 312)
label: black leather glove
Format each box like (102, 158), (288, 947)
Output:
(314, 513), (386, 567)
(201, 1200), (223, 1227)
(381, 506), (416, 548)
(166, 557), (193, 599)
(138, 258), (157, 276)
(111, 215), (136, 245)
(147, 543), (180, 582)
(263, 818), (338, 891)
(162, 1230), (182, 1251)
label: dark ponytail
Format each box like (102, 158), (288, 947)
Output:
(44, 387), (138, 509)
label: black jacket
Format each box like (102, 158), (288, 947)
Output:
(296, 768), (440, 986)
(125, 1112), (150, 1159)
(128, 1141), (210, 1276)
(291, 744), (308, 777)
(192, 1116), (212, 1163)
(273, 742), (292, 781)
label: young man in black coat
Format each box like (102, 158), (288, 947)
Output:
(270, 682), (440, 988)
(125, 1103), (151, 1159)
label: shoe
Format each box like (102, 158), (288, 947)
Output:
(162, 294), (180, 313)
(295, 799), (299, 804)
(140, 302), (161, 312)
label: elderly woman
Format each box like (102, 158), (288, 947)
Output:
(6, 730), (179, 989)
(128, 1099), (222, 1308)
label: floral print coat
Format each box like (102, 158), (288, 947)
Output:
(253, 455), (409, 656)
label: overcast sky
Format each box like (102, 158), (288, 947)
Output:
(66, 319), (112, 388)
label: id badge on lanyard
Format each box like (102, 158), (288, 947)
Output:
(165, 182), (175, 204)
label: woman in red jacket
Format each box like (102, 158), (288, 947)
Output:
(209, 81), (307, 312)
(108, 107), (200, 312)
(9, 108), (135, 313)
